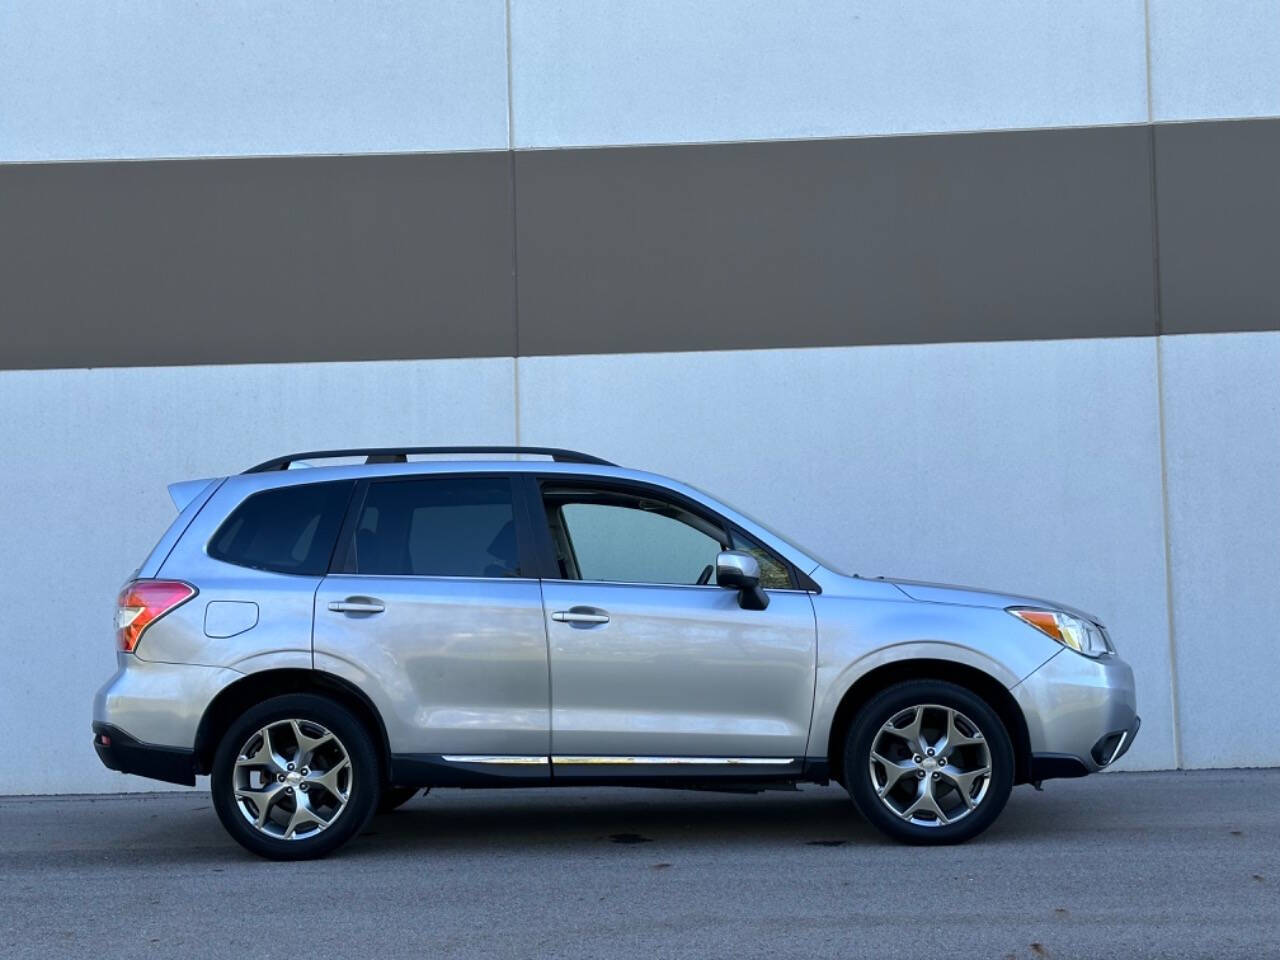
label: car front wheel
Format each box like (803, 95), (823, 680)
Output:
(211, 693), (380, 860)
(845, 680), (1014, 844)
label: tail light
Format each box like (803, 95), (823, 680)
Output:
(115, 580), (197, 652)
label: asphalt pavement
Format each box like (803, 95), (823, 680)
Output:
(1, 769), (1276, 960)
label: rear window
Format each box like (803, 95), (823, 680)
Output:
(209, 481), (354, 575)
(348, 476), (520, 578)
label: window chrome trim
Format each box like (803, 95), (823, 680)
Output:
(324, 573), (540, 584)
(531, 473), (808, 590)
(536, 577), (810, 595)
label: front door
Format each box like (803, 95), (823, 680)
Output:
(533, 480), (817, 778)
(312, 474), (550, 780)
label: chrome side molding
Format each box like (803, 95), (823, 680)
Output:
(440, 755), (549, 765)
(438, 755), (797, 767)
(551, 756), (795, 766)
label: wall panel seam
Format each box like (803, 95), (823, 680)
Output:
(1155, 335), (1183, 769)
(1143, 0), (1155, 123)
(1147, 126), (1164, 337)
(505, 0), (521, 359)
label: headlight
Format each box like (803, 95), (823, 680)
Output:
(1007, 607), (1113, 657)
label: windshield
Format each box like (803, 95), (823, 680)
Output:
(687, 482), (855, 578)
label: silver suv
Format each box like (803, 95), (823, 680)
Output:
(94, 446), (1138, 859)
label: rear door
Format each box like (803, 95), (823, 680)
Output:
(532, 478), (817, 778)
(313, 473), (550, 780)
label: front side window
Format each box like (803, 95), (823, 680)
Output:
(349, 476), (521, 578)
(209, 481), (354, 576)
(557, 501), (722, 585)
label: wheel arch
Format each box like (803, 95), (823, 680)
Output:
(193, 668), (391, 782)
(824, 659), (1032, 787)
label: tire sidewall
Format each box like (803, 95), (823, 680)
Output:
(845, 680), (1014, 845)
(211, 693), (380, 860)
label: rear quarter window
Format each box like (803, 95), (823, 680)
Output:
(209, 481), (354, 576)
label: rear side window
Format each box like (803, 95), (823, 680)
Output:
(348, 477), (521, 578)
(209, 481), (354, 576)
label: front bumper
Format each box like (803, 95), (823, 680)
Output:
(1012, 647), (1140, 781)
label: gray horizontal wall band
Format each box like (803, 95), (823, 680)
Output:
(1153, 119), (1280, 335)
(1, 118), (1276, 371)
(515, 124), (1161, 356)
(0, 152), (517, 369)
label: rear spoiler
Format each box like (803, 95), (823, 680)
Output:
(167, 478), (217, 511)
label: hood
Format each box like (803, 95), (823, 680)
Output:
(884, 577), (1103, 624)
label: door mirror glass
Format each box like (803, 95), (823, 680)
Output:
(716, 550), (769, 611)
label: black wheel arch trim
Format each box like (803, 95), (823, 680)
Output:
(824, 659), (1034, 786)
(193, 668), (392, 781)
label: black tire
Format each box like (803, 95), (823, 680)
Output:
(377, 786), (425, 813)
(844, 679), (1014, 845)
(211, 693), (381, 860)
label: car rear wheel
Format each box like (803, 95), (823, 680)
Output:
(211, 693), (380, 860)
(844, 680), (1013, 844)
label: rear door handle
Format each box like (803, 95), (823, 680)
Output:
(551, 608), (609, 625)
(328, 599), (385, 614)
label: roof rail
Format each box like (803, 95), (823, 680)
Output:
(243, 446), (617, 473)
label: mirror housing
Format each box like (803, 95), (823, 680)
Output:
(715, 550), (769, 610)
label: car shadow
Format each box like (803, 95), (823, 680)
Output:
(344, 782), (1084, 858)
(34, 780), (1096, 868)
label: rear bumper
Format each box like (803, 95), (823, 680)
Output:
(1013, 648), (1140, 780)
(93, 722), (197, 786)
(94, 654), (239, 747)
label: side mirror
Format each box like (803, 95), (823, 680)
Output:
(715, 550), (769, 610)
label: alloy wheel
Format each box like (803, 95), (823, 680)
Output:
(868, 703), (992, 827)
(232, 718), (353, 840)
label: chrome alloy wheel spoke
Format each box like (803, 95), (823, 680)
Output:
(939, 762), (992, 809)
(939, 707), (984, 753)
(900, 775), (951, 825)
(232, 718), (352, 841)
(870, 751), (916, 797)
(235, 781), (289, 829)
(883, 706), (927, 755)
(283, 787), (327, 839)
(289, 718), (335, 768)
(868, 703), (993, 828)
(305, 758), (352, 805)
(235, 724), (288, 775)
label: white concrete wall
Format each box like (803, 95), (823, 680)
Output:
(0, 0), (510, 161)
(2, 333), (1274, 794)
(1148, 0), (1280, 121)
(519, 339), (1176, 772)
(7, 0), (1280, 163)
(0, 358), (516, 794)
(509, 0), (1150, 148)
(1160, 332), (1280, 769)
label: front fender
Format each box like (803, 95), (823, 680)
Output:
(807, 595), (1062, 758)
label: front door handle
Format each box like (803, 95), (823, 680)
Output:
(328, 599), (385, 614)
(551, 608), (609, 625)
